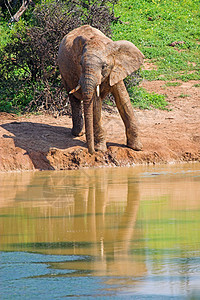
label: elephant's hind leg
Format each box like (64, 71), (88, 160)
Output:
(69, 94), (84, 137)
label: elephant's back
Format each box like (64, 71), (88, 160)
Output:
(63, 25), (112, 48)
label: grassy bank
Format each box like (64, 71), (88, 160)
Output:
(112, 0), (200, 81)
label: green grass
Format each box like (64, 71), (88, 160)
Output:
(111, 0), (200, 109)
(129, 86), (169, 110)
(178, 93), (190, 98)
(193, 83), (200, 88)
(164, 82), (182, 87)
(112, 0), (200, 82)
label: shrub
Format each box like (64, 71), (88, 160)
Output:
(0, 0), (118, 114)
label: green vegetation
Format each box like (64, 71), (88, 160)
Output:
(179, 93), (190, 98)
(0, 0), (117, 113)
(130, 87), (168, 110)
(113, 0), (200, 82)
(125, 75), (168, 109)
(0, 0), (199, 113)
(164, 82), (182, 87)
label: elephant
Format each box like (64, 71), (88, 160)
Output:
(58, 25), (144, 154)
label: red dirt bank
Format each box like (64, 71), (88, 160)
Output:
(0, 80), (199, 172)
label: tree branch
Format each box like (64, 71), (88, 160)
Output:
(9, 0), (32, 23)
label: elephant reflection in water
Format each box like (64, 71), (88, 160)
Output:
(55, 168), (146, 278)
(0, 168), (146, 278)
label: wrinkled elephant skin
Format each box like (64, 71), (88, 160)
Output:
(58, 25), (144, 154)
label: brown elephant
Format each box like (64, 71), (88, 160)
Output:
(58, 25), (144, 154)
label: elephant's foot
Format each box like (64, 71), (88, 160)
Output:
(94, 140), (107, 152)
(71, 128), (84, 137)
(127, 139), (143, 151)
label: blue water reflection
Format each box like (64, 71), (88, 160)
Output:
(2, 251), (199, 299)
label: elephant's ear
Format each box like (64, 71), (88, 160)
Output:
(109, 40), (144, 86)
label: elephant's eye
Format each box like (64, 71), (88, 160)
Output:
(102, 63), (107, 70)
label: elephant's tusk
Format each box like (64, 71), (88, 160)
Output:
(96, 85), (100, 97)
(69, 84), (81, 94)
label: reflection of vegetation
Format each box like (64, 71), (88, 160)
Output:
(11, 241), (93, 249)
(138, 197), (200, 255)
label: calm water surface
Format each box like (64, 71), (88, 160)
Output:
(0, 163), (200, 299)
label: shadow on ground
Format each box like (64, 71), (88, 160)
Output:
(1, 121), (86, 170)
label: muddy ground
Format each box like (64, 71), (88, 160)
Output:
(0, 79), (199, 172)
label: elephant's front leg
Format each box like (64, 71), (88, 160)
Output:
(93, 95), (107, 151)
(69, 94), (84, 136)
(111, 81), (143, 151)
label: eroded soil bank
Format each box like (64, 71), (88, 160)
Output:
(0, 80), (199, 172)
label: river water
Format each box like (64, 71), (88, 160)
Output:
(0, 163), (200, 299)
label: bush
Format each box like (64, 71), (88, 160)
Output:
(0, 0), (118, 114)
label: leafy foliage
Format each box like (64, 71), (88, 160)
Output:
(0, 0), (118, 113)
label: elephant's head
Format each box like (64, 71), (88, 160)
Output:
(70, 35), (144, 154)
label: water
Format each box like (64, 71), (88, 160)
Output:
(0, 164), (200, 299)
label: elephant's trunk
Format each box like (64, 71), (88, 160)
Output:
(81, 75), (96, 154)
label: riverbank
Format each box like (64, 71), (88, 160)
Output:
(0, 80), (199, 172)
